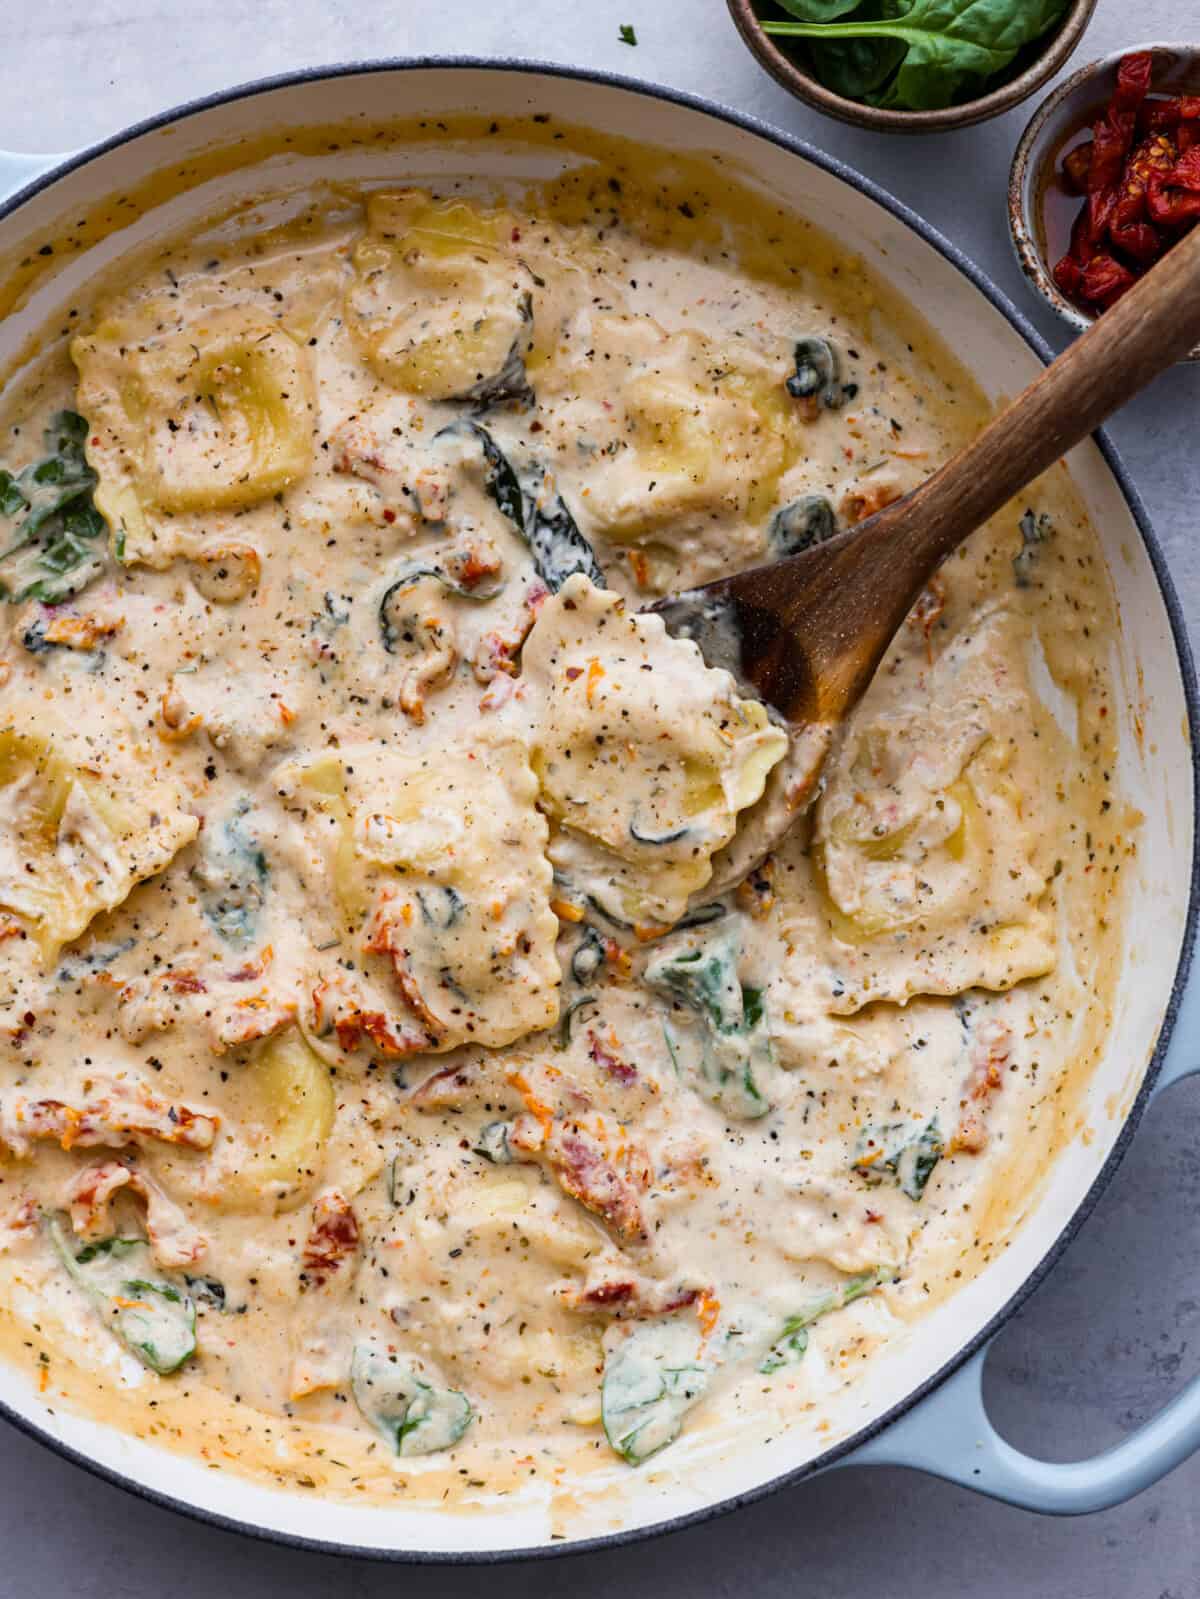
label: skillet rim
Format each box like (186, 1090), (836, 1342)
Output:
(0, 52), (1195, 1565)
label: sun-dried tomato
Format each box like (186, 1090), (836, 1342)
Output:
(1086, 52), (1151, 235)
(1109, 133), (1176, 262)
(1080, 253), (1138, 308)
(1147, 144), (1200, 227)
(1061, 141), (1092, 195)
(1052, 53), (1198, 317)
(1140, 94), (1200, 133)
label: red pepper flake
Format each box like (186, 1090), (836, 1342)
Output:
(1052, 52), (1200, 317)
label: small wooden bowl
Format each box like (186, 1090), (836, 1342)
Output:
(1008, 41), (1200, 357)
(726, 0), (1098, 134)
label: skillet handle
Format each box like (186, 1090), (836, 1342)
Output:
(843, 959), (1200, 1513)
(0, 150), (74, 206)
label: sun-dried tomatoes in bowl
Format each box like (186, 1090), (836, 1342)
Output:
(1009, 42), (1200, 358)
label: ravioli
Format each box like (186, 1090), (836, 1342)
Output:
(71, 304), (316, 566)
(813, 612), (1058, 1010)
(534, 313), (797, 566)
(520, 575), (788, 928)
(283, 736), (560, 1050)
(0, 721), (198, 962)
(345, 190), (536, 402)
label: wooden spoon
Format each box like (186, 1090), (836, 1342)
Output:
(653, 221), (1200, 741)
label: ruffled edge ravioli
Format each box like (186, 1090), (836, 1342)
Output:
(71, 304), (316, 568)
(520, 576), (789, 928)
(345, 190), (534, 401)
(0, 719), (198, 963)
(812, 612), (1057, 1011)
(284, 735), (561, 1051)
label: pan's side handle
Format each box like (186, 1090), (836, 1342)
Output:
(841, 960), (1200, 1514)
(0, 150), (75, 206)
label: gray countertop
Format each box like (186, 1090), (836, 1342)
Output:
(1, 1), (1198, 1593)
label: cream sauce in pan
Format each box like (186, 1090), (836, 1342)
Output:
(0, 123), (1131, 1505)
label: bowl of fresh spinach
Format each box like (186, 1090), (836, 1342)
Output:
(727, 0), (1098, 132)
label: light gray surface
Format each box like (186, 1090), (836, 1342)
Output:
(1, 1), (1198, 1593)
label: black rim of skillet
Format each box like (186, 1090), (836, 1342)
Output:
(0, 53), (1196, 1567)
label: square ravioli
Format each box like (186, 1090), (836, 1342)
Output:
(72, 304), (315, 567)
(0, 720), (199, 962)
(519, 576), (788, 929)
(812, 611), (1058, 1011)
(283, 735), (560, 1051)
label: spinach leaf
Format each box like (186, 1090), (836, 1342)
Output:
(0, 411), (109, 603)
(183, 1275), (228, 1311)
(55, 938), (136, 983)
(787, 336), (847, 409)
(1013, 507), (1053, 588)
(774, 0), (867, 15)
(602, 1316), (710, 1464)
(557, 993), (599, 1050)
(647, 932), (773, 1119)
(379, 560), (504, 653)
(435, 418), (524, 527)
(853, 1116), (944, 1200)
(619, 23), (638, 44)
(191, 796), (269, 946)
(759, 1268), (883, 1374)
(448, 292), (534, 411)
(49, 1220), (196, 1375)
(569, 924), (608, 985)
(415, 884), (465, 930)
(767, 494), (838, 556)
(523, 465), (604, 592)
(351, 1340), (474, 1457)
(434, 420), (603, 593)
(473, 1120), (515, 1163)
(763, 0), (1069, 111)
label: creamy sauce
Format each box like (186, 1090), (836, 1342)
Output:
(0, 125), (1130, 1508)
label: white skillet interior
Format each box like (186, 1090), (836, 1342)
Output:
(0, 65), (1190, 1555)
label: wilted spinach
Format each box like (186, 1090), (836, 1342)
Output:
(0, 411), (108, 602)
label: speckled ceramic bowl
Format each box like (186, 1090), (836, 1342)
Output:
(1008, 41), (1200, 356)
(727, 0), (1098, 133)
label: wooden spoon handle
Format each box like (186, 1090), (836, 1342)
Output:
(869, 218), (1200, 580)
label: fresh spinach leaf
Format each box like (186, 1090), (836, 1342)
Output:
(557, 993), (599, 1050)
(774, 0), (866, 14)
(619, 22), (638, 44)
(763, 0), (1069, 112)
(435, 418), (525, 528)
